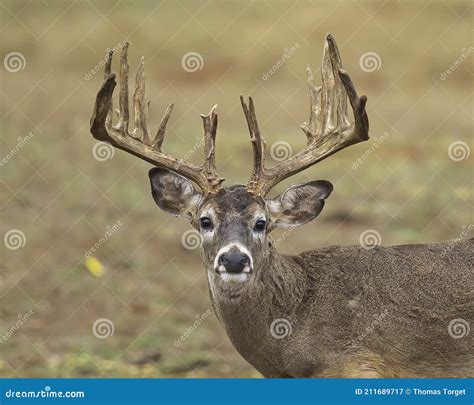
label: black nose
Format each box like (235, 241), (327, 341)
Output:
(218, 251), (250, 273)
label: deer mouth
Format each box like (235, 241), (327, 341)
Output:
(215, 264), (252, 282)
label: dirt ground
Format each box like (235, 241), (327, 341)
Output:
(1, 0), (472, 377)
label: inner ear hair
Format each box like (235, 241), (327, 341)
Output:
(149, 168), (202, 219)
(266, 180), (333, 228)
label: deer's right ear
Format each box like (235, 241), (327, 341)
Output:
(148, 168), (202, 220)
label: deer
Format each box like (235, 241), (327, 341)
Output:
(90, 34), (473, 378)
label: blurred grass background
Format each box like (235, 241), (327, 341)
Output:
(0, 0), (472, 377)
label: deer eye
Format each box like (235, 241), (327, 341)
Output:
(254, 219), (266, 232)
(200, 217), (213, 230)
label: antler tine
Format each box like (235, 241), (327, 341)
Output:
(131, 56), (150, 144)
(301, 66), (323, 143)
(90, 43), (224, 195)
(153, 102), (174, 150)
(338, 69), (368, 141)
(243, 33), (369, 197)
(104, 49), (114, 128)
(201, 105), (225, 192)
(320, 34), (349, 136)
(240, 96), (266, 192)
(113, 42), (130, 136)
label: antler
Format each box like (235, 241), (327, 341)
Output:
(90, 42), (224, 195)
(241, 33), (369, 196)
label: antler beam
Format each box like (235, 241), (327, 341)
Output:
(90, 42), (224, 195)
(242, 33), (369, 196)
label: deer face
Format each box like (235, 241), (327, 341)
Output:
(91, 35), (367, 299)
(149, 168), (333, 299)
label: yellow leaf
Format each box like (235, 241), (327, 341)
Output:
(85, 256), (105, 278)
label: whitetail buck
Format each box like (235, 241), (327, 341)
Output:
(90, 34), (473, 378)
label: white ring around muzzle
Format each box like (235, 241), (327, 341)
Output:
(213, 243), (254, 273)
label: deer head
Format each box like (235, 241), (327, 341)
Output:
(90, 34), (369, 303)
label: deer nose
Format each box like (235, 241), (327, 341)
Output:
(218, 251), (250, 273)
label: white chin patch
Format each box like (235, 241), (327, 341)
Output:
(219, 272), (249, 282)
(216, 264), (251, 282)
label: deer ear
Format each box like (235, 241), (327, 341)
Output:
(267, 180), (333, 228)
(148, 168), (202, 220)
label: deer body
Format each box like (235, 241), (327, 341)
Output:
(209, 236), (473, 378)
(90, 34), (473, 377)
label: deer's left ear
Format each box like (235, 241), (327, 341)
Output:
(266, 180), (333, 229)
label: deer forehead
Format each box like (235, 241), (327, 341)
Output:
(199, 186), (266, 221)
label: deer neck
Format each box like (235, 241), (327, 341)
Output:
(207, 246), (308, 347)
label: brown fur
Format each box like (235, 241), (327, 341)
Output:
(149, 175), (473, 378)
(210, 240), (473, 378)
